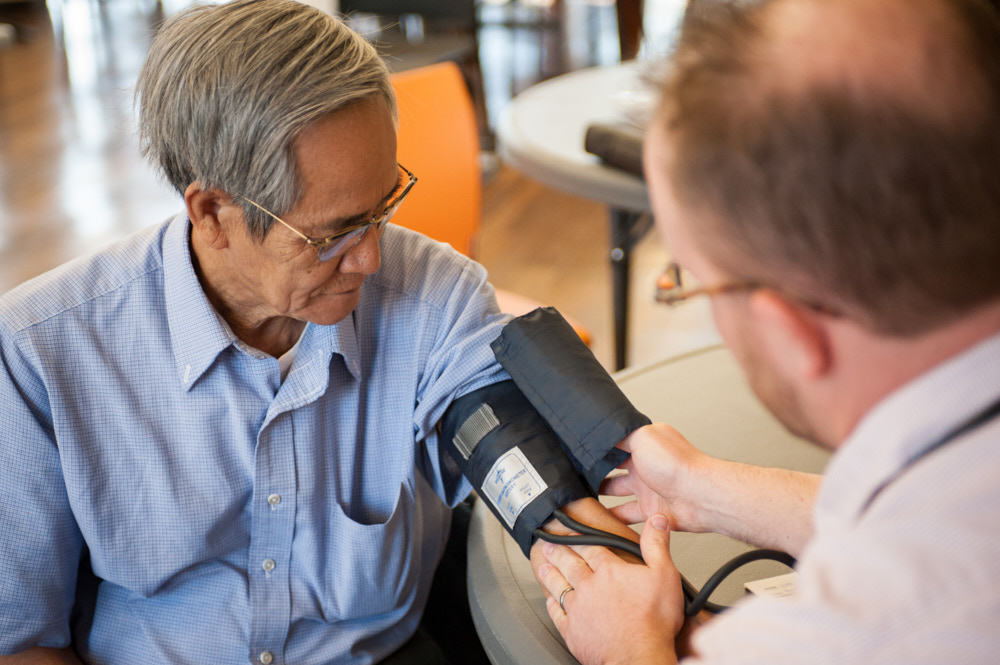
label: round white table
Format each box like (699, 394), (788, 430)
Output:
(497, 61), (652, 212)
(467, 345), (831, 665)
(496, 61), (659, 370)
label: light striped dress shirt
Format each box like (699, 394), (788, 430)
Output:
(0, 214), (509, 664)
(689, 332), (1000, 663)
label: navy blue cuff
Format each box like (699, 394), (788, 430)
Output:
(491, 307), (651, 492)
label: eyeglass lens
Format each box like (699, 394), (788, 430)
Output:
(317, 216), (394, 262)
(318, 222), (372, 262)
(314, 165), (413, 261)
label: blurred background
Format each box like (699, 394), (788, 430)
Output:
(0, 0), (719, 370)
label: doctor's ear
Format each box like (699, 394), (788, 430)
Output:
(185, 182), (234, 250)
(749, 289), (833, 381)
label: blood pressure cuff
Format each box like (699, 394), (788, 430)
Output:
(441, 380), (593, 556)
(491, 307), (651, 492)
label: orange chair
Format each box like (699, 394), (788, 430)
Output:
(390, 61), (592, 345)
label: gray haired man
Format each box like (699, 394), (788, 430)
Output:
(0, 2), (637, 663)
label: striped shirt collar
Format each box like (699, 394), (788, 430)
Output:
(162, 214), (361, 391)
(818, 330), (1000, 523)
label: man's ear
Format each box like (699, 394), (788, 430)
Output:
(185, 182), (232, 250)
(749, 289), (833, 381)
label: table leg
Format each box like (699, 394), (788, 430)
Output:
(609, 208), (651, 371)
(616, 0), (645, 61)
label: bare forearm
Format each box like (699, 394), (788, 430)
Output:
(0, 647), (83, 664)
(693, 458), (819, 555)
(614, 424), (820, 556)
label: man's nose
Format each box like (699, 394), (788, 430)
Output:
(338, 224), (381, 275)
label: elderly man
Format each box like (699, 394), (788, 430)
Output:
(535, 0), (1000, 662)
(0, 2), (637, 663)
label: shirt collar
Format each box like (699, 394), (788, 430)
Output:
(818, 330), (1000, 522)
(162, 214), (363, 390)
(302, 310), (362, 382)
(163, 214), (239, 390)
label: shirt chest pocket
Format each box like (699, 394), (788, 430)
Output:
(316, 476), (422, 622)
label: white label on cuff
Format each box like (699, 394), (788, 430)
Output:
(482, 447), (548, 529)
(744, 572), (799, 599)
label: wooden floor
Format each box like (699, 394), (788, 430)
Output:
(0, 0), (718, 371)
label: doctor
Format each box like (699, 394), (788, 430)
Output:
(535, 0), (1000, 662)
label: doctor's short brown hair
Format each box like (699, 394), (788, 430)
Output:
(653, 0), (1000, 336)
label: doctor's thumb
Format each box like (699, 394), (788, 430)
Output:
(640, 514), (673, 568)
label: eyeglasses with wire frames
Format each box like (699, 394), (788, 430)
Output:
(655, 262), (760, 306)
(240, 163), (417, 262)
(655, 261), (840, 316)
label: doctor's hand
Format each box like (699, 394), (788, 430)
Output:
(604, 423), (821, 555)
(602, 423), (715, 534)
(536, 514), (685, 665)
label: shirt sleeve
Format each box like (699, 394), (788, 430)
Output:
(410, 257), (512, 507)
(685, 482), (1000, 665)
(0, 328), (84, 653)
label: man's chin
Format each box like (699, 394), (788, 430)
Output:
(304, 289), (362, 326)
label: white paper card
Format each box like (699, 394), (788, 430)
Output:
(744, 572), (799, 599)
(482, 447), (548, 528)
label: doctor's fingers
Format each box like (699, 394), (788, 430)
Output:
(638, 514), (677, 573)
(599, 467), (635, 496)
(537, 557), (575, 605)
(545, 592), (573, 637)
(609, 500), (648, 526)
(541, 541), (597, 586)
(547, 539), (631, 580)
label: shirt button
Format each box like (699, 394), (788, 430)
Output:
(262, 559), (276, 573)
(259, 651), (274, 665)
(267, 494), (282, 508)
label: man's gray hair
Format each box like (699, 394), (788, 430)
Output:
(135, 0), (395, 239)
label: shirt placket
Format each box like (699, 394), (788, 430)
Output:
(247, 406), (298, 664)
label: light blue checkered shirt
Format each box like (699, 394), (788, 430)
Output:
(0, 214), (509, 664)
